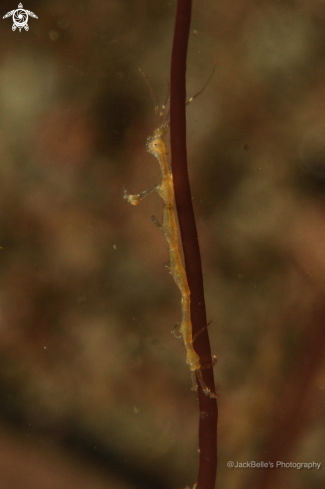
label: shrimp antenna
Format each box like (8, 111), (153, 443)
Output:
(159, 80), (170, 126)
(161, 66), (216, 124)
(138, 65), (215, 130)
(138, 68), (170, 129)
(186, 65), (216, 106)
(138, 68), (160, 126)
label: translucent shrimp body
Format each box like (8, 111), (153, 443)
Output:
(124, 124), (216, 397)
(146, 127), (200, 371)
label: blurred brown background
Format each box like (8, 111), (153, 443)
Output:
(0, 0), (324, 488)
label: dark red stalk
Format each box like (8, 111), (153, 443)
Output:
(169, 1), (218, 488)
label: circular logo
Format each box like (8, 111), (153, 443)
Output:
(3, 4), (38, 33)
(13, 9), (28, 28)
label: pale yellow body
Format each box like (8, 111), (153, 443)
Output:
(124, 125), (216, 397)
(146, 130), (200, 371)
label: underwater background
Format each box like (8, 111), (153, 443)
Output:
(0, 1), (324, 488)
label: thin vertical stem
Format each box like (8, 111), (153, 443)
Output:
(169, 1), (218, 488)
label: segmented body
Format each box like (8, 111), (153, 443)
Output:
(124, 124), (216, 397)
(146, 128), (200, 371)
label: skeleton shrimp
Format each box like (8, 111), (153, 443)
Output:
(124, 92), (217, 398)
